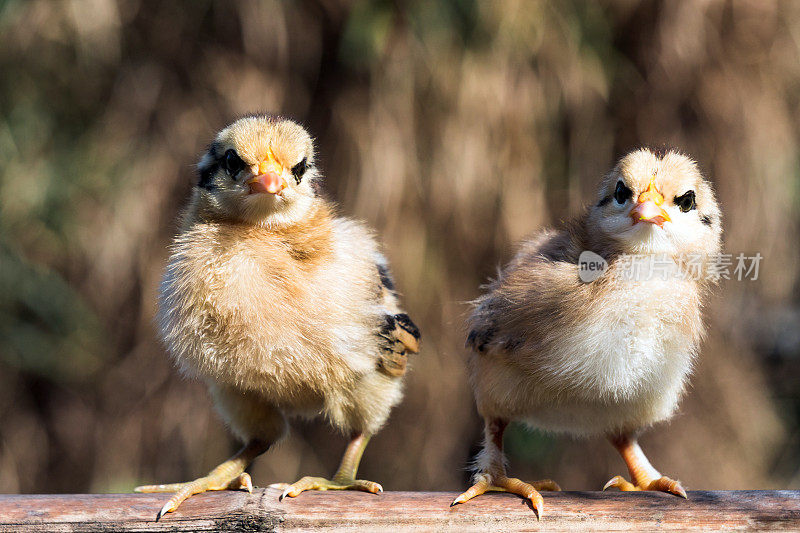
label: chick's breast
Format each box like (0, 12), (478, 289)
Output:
(467, 231), (705, 436)
(157, 215), (392, 411)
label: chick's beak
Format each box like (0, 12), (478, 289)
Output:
(629, 179), (671, 228)
(248, 170), (285, 195)
(247, 150), (288, 195)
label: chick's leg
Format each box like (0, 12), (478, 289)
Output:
(602, 433), (687, 498)
(451, 418), (560, 519)
(135, 440), (269, 520)
(276, 432), (383, 500)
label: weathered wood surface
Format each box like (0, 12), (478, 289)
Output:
(1, 488), (799, 532)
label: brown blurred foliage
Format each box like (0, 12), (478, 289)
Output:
(1, 0), (799, 494)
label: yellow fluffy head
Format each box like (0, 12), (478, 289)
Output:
(589, 148), (722, 256)
(195, 115), (318, 226)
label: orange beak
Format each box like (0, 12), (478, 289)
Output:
(629, 178), (671, 228)
(247, 147), (288, 195)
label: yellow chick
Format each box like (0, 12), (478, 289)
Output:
(136, 116), (420, 520)
(453, 149), (722, 518)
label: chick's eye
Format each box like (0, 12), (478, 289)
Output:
(613, 181), (633, 204)
(224, 149), (244, 177)
(675, 190), (696, 212)
(291, 157), (307, 184)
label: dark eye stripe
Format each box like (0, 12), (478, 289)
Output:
(198, 162), (218, 190)
(197, 142), (222, 189)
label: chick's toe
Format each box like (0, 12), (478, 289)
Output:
(602, 434), (687, 498)
(135, 441), (266, 520)
(277, 432), (382, 500)
(452, 474), (559, 519)
(603, 474), (687, 498)
(279, 477), (383, 500)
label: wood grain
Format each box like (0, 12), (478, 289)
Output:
(1, 489), (799, 532)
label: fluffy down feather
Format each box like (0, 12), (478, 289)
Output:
(158, 116), (419, 441)
(467, 148), (721, 437)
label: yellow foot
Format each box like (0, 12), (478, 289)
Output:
(451, 473), (561, 520)
(603, 474), (687, 498)
(135, 472), (253, 520)
(272, 476), (383, 500)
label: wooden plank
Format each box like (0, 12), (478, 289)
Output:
(1, 489), (799, 532)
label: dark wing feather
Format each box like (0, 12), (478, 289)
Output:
(374, 263), (420, 377)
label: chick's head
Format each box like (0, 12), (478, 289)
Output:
(589, 148), (722, 256)
(196, 115), (317, 226)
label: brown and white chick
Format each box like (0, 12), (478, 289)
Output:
(135, 115), (420, 520)
(453, 148), (721, 518)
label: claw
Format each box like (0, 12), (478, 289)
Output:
(528, 490), (543, 520)
(603, 475), (630, 491)
(237, 473), (253, 493)
(451, 476), (489, 507)
(649, 476), (687, 498)
(363, 481), (383, 494)
(450, 492), (469, 507)
(532, 498), (542, 521)
(155, 500), (173, 522)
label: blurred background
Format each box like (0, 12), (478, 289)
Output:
(1, 0), (799, 495)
